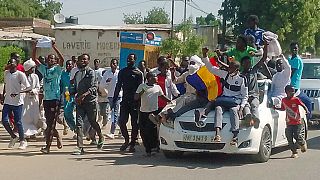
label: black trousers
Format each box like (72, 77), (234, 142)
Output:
(43, 100), (60, 149)
(139, 110), (160, 153)
(118, 101), (139, 146)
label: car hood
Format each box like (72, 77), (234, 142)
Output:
(175, 108), (230, 123)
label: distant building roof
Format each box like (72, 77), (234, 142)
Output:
(0, 30), (54, 40)
(54, 23), (172, 31)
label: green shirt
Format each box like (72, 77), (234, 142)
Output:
(226, 46), (257, 65)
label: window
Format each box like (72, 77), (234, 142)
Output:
(302, 63), (320, 79)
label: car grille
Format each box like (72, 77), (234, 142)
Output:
(175, 141), (225, 150)
(302, 89), (320, 98)
(179, 122), (226, 132)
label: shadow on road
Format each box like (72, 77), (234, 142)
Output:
(70, 142), (265, 170)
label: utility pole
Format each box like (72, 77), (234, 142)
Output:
(171, 0), (175, 38)
(221, 1), (227, 50)
(184, 0), (187, 22)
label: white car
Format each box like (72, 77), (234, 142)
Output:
(159, 79), (307, 163)
(300, 58), (320, 125)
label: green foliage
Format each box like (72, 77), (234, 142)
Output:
(0, 46), (26, 82)
(123, 12), (144, 24)
(0, 0), (62, 22)
(161, 21), (205, 58)
(123, 7), (170, 24)
(196, 13), (221, 26)
(144, 7), (170, 24)
(220, 0), (320, 52)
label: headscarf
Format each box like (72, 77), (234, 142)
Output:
(23, 59), (36, 72)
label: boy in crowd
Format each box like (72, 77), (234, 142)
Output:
(240, 40), (270, 127)
(113, 54), (143, 152)
(274, 85), (309, 158)
(202, 48), (248, 146)
(288, 42), (312, 121)
(72, 54), (104, 155)
(101, 59), (122, 139)
(270, 55), (291, 107)
(135, 72), (171, 157)
(33, 41), (64, 154)
(1, 59), (31, 149)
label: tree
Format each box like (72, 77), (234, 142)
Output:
(144, 7), (170, 24)
(123, 12), (144, 24)
(0, 0), (62, 22)
(123, 7), (170, 24)
(0, 46), (25, 82)
(161, 20), (205, 58)
(219, 0), (320, 52)
(196, 13), (221, 26)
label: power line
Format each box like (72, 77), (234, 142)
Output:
(72, 0), (151, 16)
(187, 1), (210, 15)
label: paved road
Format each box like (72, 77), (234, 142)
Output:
(0, 124), (320, 180)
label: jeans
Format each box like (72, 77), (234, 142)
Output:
(243, 96), (260, 119)
(107, 97), (121, 134)
(43, 100), (61, 149)
(215, 105), (240, 136)
(173, 95), (208, 118)
(76, 102), (102, 148)
(297, 92), (312, 120)
(2, 104), (24, 141)
(99, 102), (109, 125)
(63, 97), (76, 131)
(285, 124), (305, 154)
(118, 100), (139, 146)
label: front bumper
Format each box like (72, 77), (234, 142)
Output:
(159, 121), (263, 155)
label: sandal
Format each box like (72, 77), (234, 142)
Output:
(230, 137), (238, 146)
(214, 135), (221, 142)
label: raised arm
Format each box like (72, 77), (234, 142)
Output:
(32, 40), (41, 66)
(202, 48), (228, 78)
(52, 41), (64, 67)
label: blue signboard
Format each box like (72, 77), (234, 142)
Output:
(145, 35), (162, 46)
(120, 32), (145, 44)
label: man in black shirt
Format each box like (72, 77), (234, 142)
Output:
(113, 54), (143, 152)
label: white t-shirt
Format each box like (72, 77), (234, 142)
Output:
(101, 69), (122, 98)
(95, 68), (105, 84)
(4, 70), (30, 106)
(136, 83), (164, 112)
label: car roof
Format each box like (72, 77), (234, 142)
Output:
(302, 58), (320, 63)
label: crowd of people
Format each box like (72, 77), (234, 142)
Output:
(0, 15), (311, 158)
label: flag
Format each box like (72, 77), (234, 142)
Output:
(186, 57), (222, 101)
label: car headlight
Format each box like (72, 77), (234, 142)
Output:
(162, 119), (174, 129)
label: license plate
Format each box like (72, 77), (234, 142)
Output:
(182, 134), (214, 143)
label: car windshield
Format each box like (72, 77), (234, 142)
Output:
(302, 63), (320, 79)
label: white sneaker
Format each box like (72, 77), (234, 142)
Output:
(18, 141), (27, 150)
(8, 137), (19, 148)
(106, 134), (115, 139)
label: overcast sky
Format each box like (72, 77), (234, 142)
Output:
(57, 0), (223, 25)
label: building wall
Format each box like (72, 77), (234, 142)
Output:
(55, 29), (169, 67)
(0, 40), (55, 61)
(196, 26), (219, 51)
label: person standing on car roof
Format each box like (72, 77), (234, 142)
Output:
(288, 42), (312, 121)
(113, 53), (143, 153)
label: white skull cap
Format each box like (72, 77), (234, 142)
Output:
(23, 58), (36, 71)
(190, 55), (204, 66)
